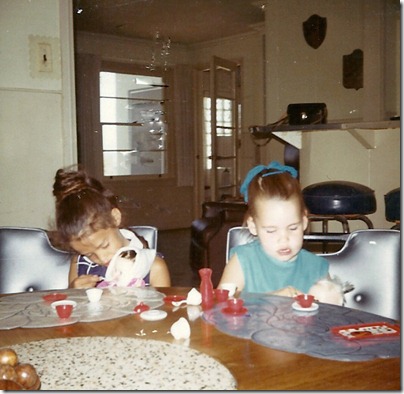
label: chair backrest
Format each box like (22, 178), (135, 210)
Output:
(319, 229), (400, 320)
(0, 227), (72, 294)
(226, 226), (349, 261)
(127, 226), (158, 250)
(226, 226), (400, 320)
(226, 226), (256, 261)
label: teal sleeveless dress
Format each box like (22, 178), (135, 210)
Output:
(230, 240), (329, 293)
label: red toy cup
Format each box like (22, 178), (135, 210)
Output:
(55, 304), (73, 319)
(51, 300), (77, 319)
(295, 294), (315, 308)
(215, 288), (229, 303)
(226, 298), (244, 312)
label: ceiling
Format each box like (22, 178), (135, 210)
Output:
(72, 0), (265, 44)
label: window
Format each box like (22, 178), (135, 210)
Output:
(99, 70), (170, 177)
(203, 97), (234, 170)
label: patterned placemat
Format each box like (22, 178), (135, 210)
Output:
(202, 293), (400, 362)
(0, 288), (165, 329)
(12, 337), (237, 390)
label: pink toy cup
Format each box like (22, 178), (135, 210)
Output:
(226, 298), (244, 313)
(215, 288), (229, 303)
(295, 294), (315, 308)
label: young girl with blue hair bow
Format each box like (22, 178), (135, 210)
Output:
(218, 161), (331, 298)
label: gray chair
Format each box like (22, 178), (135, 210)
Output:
(226, 226), (400, 320)
(319, 229), (400, 320)
(127, 225), (158, 249)
(0, 226), (72, 294)
(226, 226), (256, 262)
(226, 226), (349, 261)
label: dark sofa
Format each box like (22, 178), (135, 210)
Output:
(190, 201), (248, 287)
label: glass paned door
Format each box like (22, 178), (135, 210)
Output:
(202, 56), (241, 202)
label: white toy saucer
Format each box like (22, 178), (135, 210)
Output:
(140, 309), (167, 321)
(292, 301), (319, 312)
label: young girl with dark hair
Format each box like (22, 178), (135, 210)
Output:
(53, 168), (170, 289)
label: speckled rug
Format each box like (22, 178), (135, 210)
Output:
(12, 336), (237, 390)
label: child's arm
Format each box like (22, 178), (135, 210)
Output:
(68, 255), (100, 289)
(149, 255), (171, 287)
(270, 286), (303, 297)
(218, 254), (245, 292)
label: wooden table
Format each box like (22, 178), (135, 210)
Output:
(0, 287), (400, 390)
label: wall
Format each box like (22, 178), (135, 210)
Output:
(0, 0), (76, 229)
(260, 0), (400, 230)
(263, 0), (399, 123)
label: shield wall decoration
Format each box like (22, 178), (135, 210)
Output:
(303, 14), (327, 49)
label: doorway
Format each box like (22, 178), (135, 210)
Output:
(195, 56), (242, 211)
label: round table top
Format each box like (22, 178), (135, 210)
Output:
(0, 287), (400, 390)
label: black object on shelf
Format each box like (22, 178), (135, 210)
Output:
(287, 103), (327, 125)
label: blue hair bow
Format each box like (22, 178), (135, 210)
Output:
(240, 161), (298, 202)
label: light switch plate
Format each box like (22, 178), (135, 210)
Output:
(29, 35), (61, 79)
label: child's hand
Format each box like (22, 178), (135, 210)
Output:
(72, 274), (100, 289)
(271, 286), (302, 298)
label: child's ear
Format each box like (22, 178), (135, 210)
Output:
(246, 216), (258, 236)
(302, 213), (309, 231)
(111, 208), (122, 226)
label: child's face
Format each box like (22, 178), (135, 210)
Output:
(70, 227), (128, 266)
(247, 196), (308, 262)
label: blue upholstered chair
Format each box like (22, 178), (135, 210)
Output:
(302, 181), (377, 252)
(384, 188), (400, 230)
(302, 181), (376, 234)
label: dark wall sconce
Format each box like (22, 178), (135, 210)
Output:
(303, 14), (327, 49)
(343, 49), (363, 90)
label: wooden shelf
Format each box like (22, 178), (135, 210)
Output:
(267, 120), (400, 149)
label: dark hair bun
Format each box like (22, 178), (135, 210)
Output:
(53, 168), (106, 204)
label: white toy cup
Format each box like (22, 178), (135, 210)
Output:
(86, 288), (103, 303)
